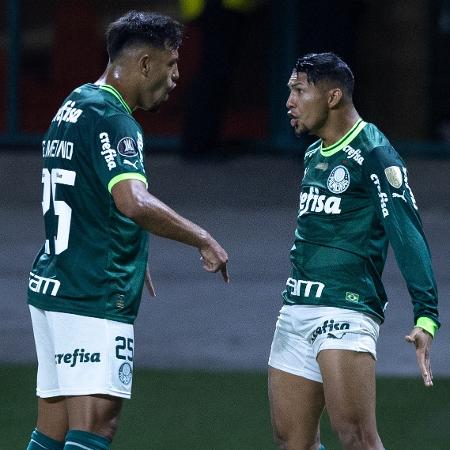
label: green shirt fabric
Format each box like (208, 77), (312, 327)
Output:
(28, 84), (148, 324)
(283, 120), (440, 330)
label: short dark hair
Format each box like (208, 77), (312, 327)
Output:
(294, 52), (354, 96)
(106, 11), (183, 61)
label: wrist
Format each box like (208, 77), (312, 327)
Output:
(198, 230), (212, 249)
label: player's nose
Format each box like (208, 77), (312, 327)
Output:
(286, 92), (295, 109)
(172, 64), (180, 81)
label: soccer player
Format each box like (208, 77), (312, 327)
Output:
(268, 53), (439, 450)
(26, 11), (229, 450)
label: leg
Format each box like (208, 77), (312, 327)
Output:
(318, 350), (384, 450)
(269, 366), (325, 450)
(28, 307), (67, 447)
(33, 394), (122, 442)
(36, 397), (69, 441)
(66, 394), (123, 440)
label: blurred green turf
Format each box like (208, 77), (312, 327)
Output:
(2, 365), (449, 449)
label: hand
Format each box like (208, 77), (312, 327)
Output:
(405, 327), (433, 387)
(145, 264), (156, 298)
(199, 238), (229, 283)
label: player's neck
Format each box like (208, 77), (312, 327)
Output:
(95, 64), (137, 111)
(320, 108), (360, 148)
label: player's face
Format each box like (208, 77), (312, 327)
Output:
(286, 71), (329, 137)
(140, 46), (179, 112)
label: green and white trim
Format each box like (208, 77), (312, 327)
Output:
(99, 84), (132, 115)
(320, 118), (367, 157)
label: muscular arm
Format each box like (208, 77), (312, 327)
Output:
(111, 179), (229, 281)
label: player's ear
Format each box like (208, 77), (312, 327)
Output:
(328, 88), (343, 109)
(139, 54), (151, 77)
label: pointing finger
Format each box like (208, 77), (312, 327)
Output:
(221, 264), (229, 283)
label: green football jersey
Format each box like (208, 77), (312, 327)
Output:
(283, 119), (439, 328)
(28, 84), (148, 324)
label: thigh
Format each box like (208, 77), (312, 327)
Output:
(318, 350), (377, 428)
(269, 367), (325, 449)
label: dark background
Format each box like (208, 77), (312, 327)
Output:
(0, 0), (449, 152)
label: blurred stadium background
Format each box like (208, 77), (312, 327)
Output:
(1, 0), (449, 448)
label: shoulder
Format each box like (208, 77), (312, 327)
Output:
(356, 122), (404, 166)
(356, 122), (388, 149)
(358, 123), (395, 154)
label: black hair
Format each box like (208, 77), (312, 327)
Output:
(294, 52), (354, 96)
(106, 11), (183, 61)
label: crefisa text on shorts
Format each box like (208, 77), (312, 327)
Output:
(310, 319), (351, 344)
(54, 348), (101, 367)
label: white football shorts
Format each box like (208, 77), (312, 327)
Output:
(29, 305), (134, 399)
(268, 304), (380, 383)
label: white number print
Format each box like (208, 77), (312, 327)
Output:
(41, 168), (76, 254)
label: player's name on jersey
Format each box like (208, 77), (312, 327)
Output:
(42, 140), (74, 160)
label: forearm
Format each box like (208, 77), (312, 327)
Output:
(112, 179), (228, 281)
(387, 223), (439, 327)
(130, 191), (212, 249)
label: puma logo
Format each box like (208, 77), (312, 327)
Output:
(392, 190), (407, 202)
(123, 159), (139, 169)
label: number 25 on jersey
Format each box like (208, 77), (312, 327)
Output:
(41, 168), (76, 255)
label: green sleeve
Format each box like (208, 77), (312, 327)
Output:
(93, 114), (147, 192)
(363, 146), (440, 329)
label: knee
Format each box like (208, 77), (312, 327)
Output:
(273, 434), (289, 450)
(330, 417), (379, 449)
(83, 402), (121, 441)
(271, 422), (288, 449)
(93, 412), (120, 441)
(105, 418), (119, 440)
(272, 427), (320, 450)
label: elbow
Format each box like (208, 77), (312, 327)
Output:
(115, 195), (147, 224)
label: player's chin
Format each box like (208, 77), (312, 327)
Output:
(145, 102), (161, 113)
(293, 126), (308, 138)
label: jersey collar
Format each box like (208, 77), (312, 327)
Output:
(99, 84), (132, 115)
(320, 118), (366, 157)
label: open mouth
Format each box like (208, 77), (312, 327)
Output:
(287, 111), (298, 127)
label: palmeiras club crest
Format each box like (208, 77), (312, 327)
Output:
(118, 362), (133, 385)
(327, 165), (350, 194)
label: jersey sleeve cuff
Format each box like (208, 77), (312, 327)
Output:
(108, 173), (148, 193)
(416, 317), (438, 337)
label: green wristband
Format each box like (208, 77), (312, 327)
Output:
(416, 317), (438, 337)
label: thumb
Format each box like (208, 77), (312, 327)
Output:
(405, 334), (415, 343)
